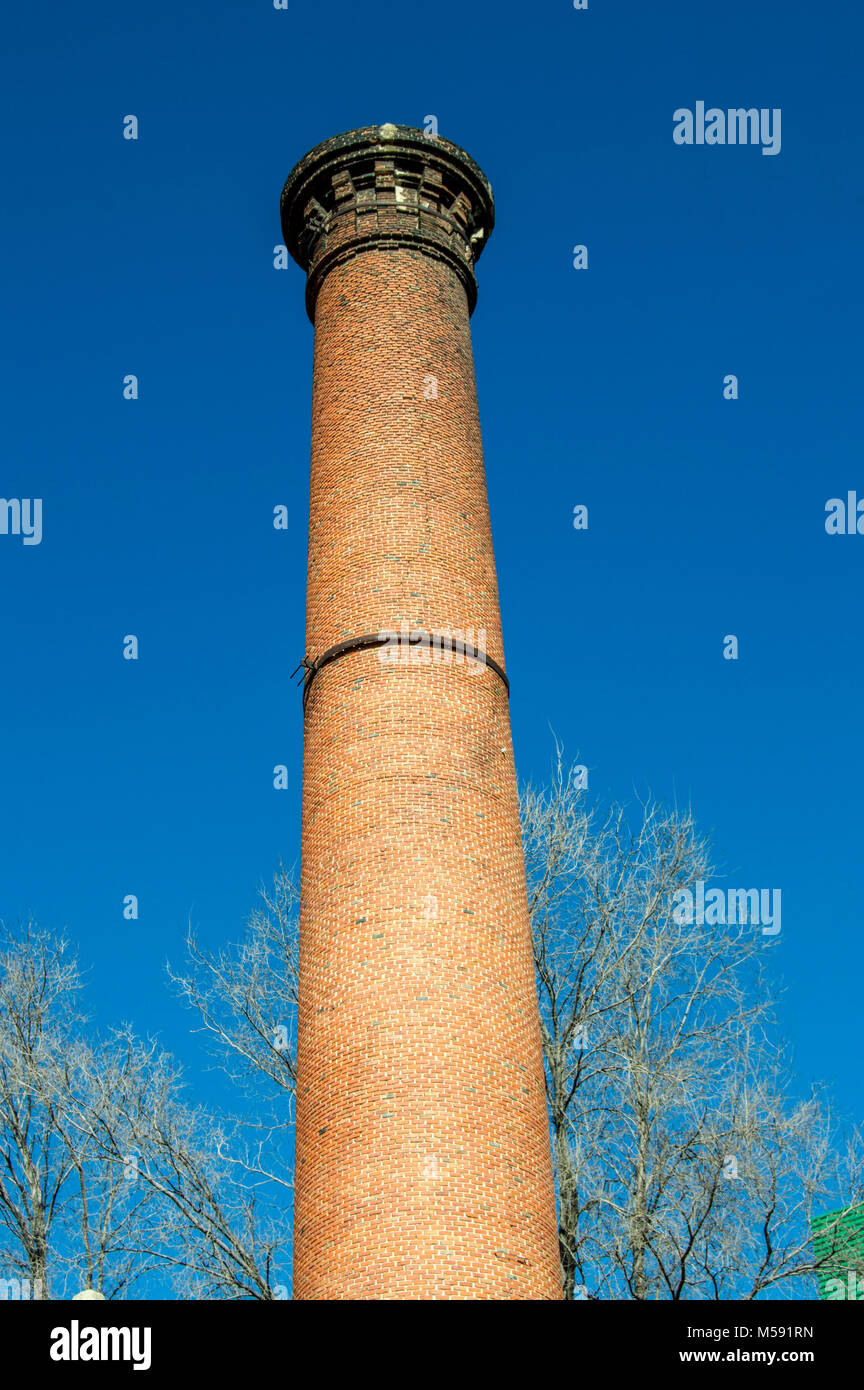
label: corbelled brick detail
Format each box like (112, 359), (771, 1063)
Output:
(281, 123), (493, 321)
(282, 125), (562, 1300)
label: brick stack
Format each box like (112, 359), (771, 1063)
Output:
(281, 124), (561, 1300)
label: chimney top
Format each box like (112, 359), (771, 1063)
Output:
(280, 125), (495, 319)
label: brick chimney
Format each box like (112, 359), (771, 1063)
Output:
(281, 124), (562, 1300)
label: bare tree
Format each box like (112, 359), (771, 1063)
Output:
(67, 1030), (290, 1300)
(522, 753), (864, 1299)
(0, 920), (290, 1300)
(0, 920), (81, 1298)
(163, 867), (299, 1296)
(167, 866), (298, 1104)
(50, 1038), (161, 1299)
(0, 921), (163, 1299)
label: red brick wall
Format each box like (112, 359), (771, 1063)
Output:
(286, 129), (562, 1300)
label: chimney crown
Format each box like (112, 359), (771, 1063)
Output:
(280, 124), (495, 319)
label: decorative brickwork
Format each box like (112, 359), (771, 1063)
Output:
(282, 125), (562, 1300)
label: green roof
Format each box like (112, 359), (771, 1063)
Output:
(812, 1204), (864, 1299)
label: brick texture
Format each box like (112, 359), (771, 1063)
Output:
(281, 126), (562, 1300)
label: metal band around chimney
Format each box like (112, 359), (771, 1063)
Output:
(298, 630), (509, 712)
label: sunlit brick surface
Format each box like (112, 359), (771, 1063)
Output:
(283, 127), (562, 1300)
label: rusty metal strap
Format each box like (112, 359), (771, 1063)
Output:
(293, 630), (510, 713)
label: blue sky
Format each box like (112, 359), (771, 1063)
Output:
(1, 0), (861, 1129)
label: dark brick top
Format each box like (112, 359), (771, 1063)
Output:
(280, 124), (496, 320)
